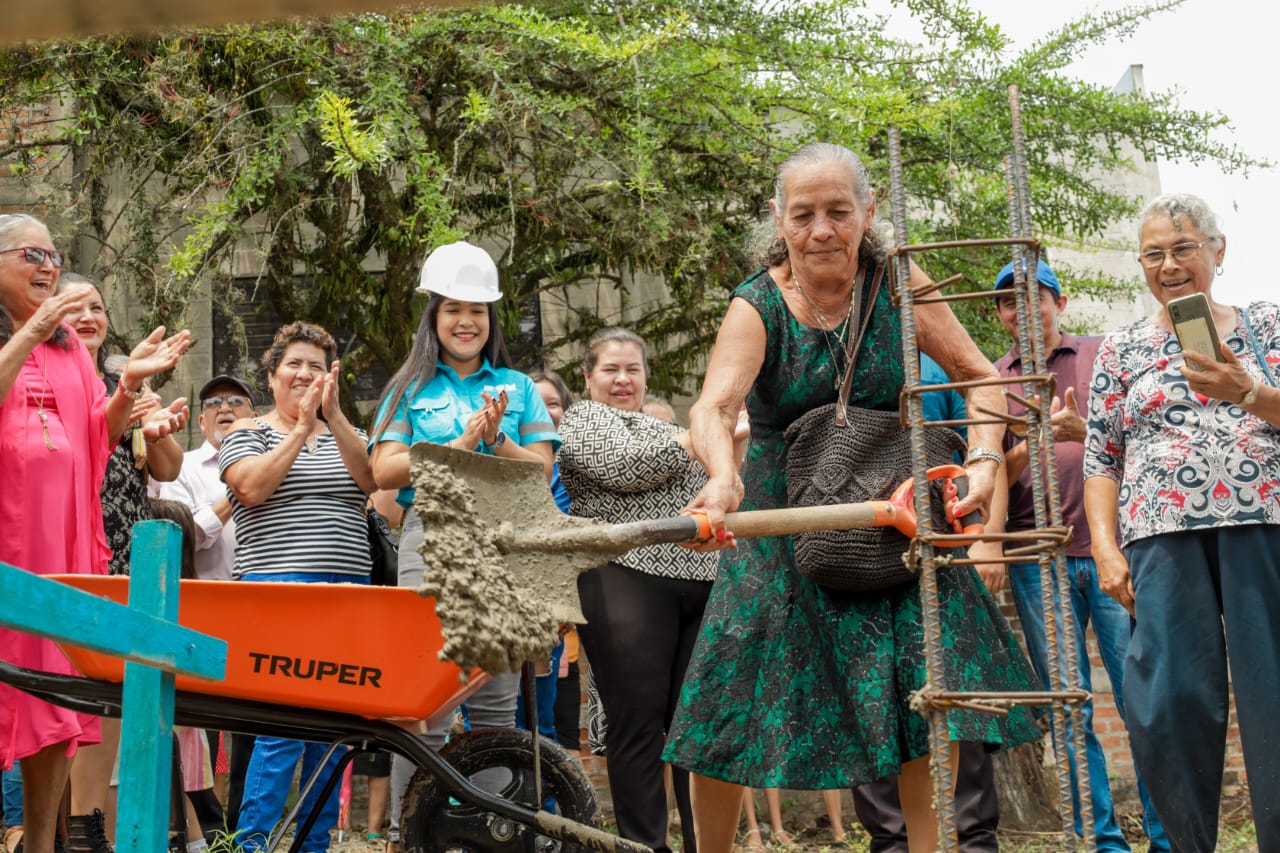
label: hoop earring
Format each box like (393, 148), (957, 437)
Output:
(1216, 265), (1224, 276)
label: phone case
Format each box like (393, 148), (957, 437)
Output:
(1168, 294), (1223, 365)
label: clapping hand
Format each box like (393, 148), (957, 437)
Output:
(128, 389), (162, 425)
(142, 398), (190, 442)
(320, 361), (348, 425)
(480, 390), (509, 446)
(122, 326), (192, 388)
(294, 375), (326, 436)
(24, 283), (94, 343)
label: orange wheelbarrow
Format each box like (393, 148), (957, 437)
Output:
(0, 577), (635, 853)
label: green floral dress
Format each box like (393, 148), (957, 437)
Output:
(662, 267), (1040, 788)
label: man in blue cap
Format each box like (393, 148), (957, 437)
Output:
(974, 258), (1168, 852)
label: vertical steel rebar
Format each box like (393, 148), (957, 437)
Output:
(1008, 84), (1096, 851)
(876, 89), (1097, 853)
(887, 125), (958, 852)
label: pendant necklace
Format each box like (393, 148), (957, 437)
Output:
(793, 270), (860, 390)
(33, 349), (57, 451)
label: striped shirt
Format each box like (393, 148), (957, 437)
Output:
(219, 420), (371, 579)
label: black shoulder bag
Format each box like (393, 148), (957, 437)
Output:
(783, 264), (964, 593)
(367, 508), (400, 587)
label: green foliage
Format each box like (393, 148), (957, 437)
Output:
(0, 0), (1262, 405)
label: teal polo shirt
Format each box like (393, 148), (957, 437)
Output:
(370, 359), (561, 508)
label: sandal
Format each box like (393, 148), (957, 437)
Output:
(740, 828), (764, 850)
(771, 829), (796, 848)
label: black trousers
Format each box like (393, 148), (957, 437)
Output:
(850, 741), (998, 852)
(576, 563), (711, 853)
(554, 661), (582, 750)
(225, 733), (257, 832)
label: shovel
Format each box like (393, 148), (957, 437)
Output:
(410, 442), (981, 625)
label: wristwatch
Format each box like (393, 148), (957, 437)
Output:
(484, 429), (508, 451)
(1240, 375), (1262, 407)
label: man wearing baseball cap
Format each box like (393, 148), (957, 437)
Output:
(973, 258), (1168, 852)
(154, 374), (257, 580)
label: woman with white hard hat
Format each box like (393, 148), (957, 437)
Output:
(368, 240), (561, 852)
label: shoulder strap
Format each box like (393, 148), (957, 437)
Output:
(1242, 307), (1276, 387)
(833, 261), (887, 427)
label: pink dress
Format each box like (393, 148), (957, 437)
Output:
(0, 332), (112, 768)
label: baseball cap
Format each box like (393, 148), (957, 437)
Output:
(416, 241), (501, 303)
(198, 374), (256, 407)
(994, 258), (1061, 298)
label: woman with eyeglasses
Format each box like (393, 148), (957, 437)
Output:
(1083, 193), (1280, 852)
(0, 212), (190, 853)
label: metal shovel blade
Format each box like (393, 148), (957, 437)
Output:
(410, 442), (632, 625)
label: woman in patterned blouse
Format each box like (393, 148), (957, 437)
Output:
(1083, 193), (1280, 853)
(557, 327), (745, 853)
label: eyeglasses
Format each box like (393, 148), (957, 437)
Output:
(201, 395), (252, 411)
(1137, 241), (1211, 269)
(0, 247), (65, 268)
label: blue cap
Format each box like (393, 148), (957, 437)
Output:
(995, 259), (1061, 298)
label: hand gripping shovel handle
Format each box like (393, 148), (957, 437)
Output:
(889, 463), (984, 546)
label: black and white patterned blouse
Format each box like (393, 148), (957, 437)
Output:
(218, 419), (371, 579)
(557, 401), (718, 582)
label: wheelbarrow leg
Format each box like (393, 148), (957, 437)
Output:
(520, 661), (544, 809)
(264, 738), (360, 853)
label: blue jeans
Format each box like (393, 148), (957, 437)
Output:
(235, 571), (368, 851)
(2, 762), (21, 827)
(1009, 557), (1168, 853)
(515, 638), (564, 740)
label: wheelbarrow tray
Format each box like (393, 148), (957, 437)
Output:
(50, 576), (485, 725)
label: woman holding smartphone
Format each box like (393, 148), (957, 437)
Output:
(1083, 193), (1280, 852)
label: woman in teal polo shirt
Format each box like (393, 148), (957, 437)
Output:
(368, 240), (560, 852)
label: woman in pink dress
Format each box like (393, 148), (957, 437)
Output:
(0, 212), (190, 853)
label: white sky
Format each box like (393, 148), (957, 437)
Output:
(960, 0), (1277, 307)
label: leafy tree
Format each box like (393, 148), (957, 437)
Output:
(0, 0), (1260, 408)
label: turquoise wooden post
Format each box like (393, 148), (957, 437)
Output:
(0, 519), (226, 853)
(116, 519), (188, 852)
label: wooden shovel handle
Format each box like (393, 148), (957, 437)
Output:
(606, 502), (898, 549)
(722, 502), (895, 538)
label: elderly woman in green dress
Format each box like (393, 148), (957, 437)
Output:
(662, 143), (1039, 853)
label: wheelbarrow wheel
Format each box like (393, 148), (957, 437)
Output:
(401, 727), (599, 853)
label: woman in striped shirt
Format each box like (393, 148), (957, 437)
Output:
(219, 320), (376, 853)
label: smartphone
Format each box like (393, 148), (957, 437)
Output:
(1168, 293), (1224, 367)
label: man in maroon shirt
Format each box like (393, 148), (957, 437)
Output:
(978, 258), (1167, 852)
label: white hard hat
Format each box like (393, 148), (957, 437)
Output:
(416, 241), (501, 302)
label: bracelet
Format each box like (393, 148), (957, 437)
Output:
(964, 447), (1004, 467)
(117, 382), (143, 400)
